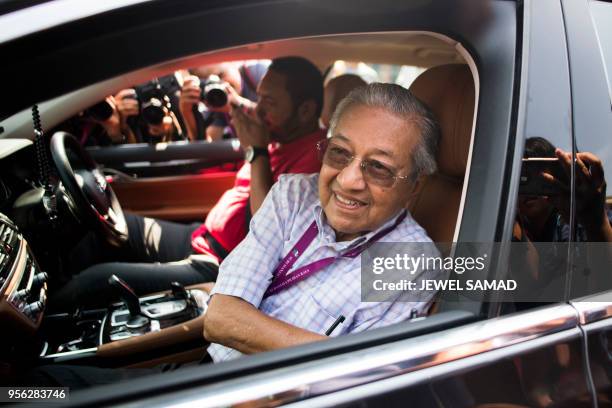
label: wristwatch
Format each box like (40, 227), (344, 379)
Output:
(244, 146), (269, 163)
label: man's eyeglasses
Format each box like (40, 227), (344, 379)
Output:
(316, 139), (410, 188)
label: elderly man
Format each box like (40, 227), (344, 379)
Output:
(203, 82), (442, 361)
(22, 83), (442, 388)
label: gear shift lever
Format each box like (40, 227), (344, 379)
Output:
(170, 281), (188, 299)
(108, 275), (149, 330)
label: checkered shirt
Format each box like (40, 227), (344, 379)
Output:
(208, 173), (439, 362)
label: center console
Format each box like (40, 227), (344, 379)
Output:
(105, 284), (209, 343)
(40, 278), (209, 361)
(0, 211), (210, 368)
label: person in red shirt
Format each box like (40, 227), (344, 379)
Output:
(50, 57), (326, 311)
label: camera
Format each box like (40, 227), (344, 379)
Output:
(131, 74), (181, 125)
(200, 74), (228, 108)
(83, 100), (114, 121)
(519, 158), (566, 196)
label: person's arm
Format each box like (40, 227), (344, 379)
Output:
(202, 174), (319, 354)
(203, 294), (326, 354)
(230, 105), (273, 214)
(249, 153), (274, 214)
(95, 92), (138, 144)
(201, 282), (215, 293)
(546, 149), (612, 242)
(573, 152), (612, 242)
(114, 89), (139, 143)
(179, 75), (202, 141)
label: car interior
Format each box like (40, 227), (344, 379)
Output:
(0, 31), (478, 387)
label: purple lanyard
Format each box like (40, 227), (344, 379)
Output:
(263, 210), (407, 299)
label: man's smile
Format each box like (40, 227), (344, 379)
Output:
(333, 191), (368, 210)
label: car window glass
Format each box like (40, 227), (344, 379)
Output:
(568, 0), (612, 298)
(324, 60), (427, 88)
(590, 0), (612, 108)
(508, 0), (573, 310)
(565, 0), (612, 298)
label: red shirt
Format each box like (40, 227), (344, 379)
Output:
(191, 129), (326, 261)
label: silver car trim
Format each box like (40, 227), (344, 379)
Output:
(577, 316), (612, 333)
(129, 304), (578, 408)
(570, 291), (612, 324)
(42, 347), (98, 359)
(286, 328), (582, 408)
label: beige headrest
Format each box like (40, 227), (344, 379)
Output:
(409, 64), (475, 178)
(321, 74), (367, 128)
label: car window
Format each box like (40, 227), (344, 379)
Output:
(590, 0), (612, 109)
(509, 0), (612, 306)
(560, 0), (612, 299)
(324, 60), (427, 88)
(506, 0), (573, 310)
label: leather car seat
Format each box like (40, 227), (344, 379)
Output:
(408, 64), (475, 243)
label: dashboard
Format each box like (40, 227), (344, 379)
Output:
(0, 212), (48, 334)
(0, 139), (48, 334)
(0, 137), (210, 367)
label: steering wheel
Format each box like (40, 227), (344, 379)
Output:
(50, 131), (128, 246)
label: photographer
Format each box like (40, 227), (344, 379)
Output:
(116, 74), (187, 144)
(509, 137), (612, 311)
(78, 91), (139, 146)
(180, 62), (267, 142)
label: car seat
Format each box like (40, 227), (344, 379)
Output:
(408, 64), (475, 243)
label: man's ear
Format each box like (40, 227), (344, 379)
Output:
(411, 175), (424, 194)
(297, 99), (317, 124)
(405, 175), (424, 207)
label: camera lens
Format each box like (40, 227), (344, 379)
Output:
(204, 87), (228, 108)
(141, 99), (165, 125)
(201, 75), (228, 108)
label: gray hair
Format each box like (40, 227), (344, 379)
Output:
(328, 82), (440, 182)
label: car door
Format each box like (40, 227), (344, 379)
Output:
(55, 1), (593, 407)
(562, 0), (612, 404)
(0, 0), (602, 406)
(88, 139), (243, 221)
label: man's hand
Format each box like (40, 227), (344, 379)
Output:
(231, 103), (273, 214)
(92, 91), (137, 144)
(205, 82), (254, 114)
(179, 75), (202, 109)
(178, 76), (201, 141)
(230, 104), (270, 148)
(225, 82), (256, 112)
(203, 294), (326, 355)
(115, 89), (138, 122)
(92, 96), (122, 143)
(114, 89), (139, 143)
(201, 282), (215, 294)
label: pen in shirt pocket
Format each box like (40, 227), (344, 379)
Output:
(325, 315), (345, 336)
